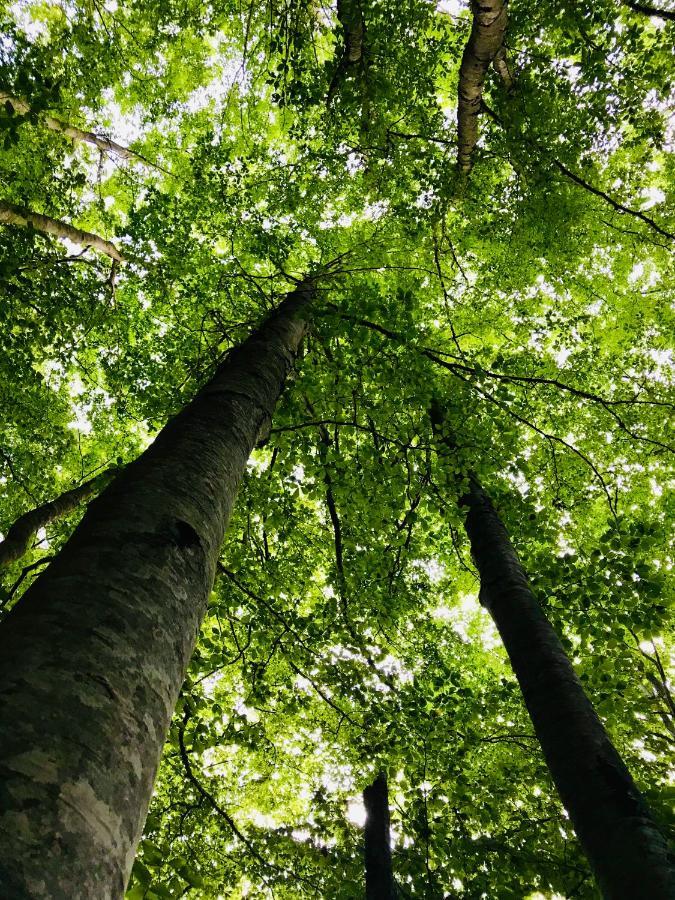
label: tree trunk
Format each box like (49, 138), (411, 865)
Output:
(0, 199), (125, 262)
(0, 468), (117, 570)
(457, 0), (508, 174)
(0, 284), (312, 899)
(363, 772), (396, 900)
(431, 409), (675, 897)
(327, 0), (365, 103)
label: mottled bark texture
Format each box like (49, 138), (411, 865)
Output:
(363, 772), (396, 900)
(0, 93), (143, 162)
(0, 285), (312, 899)
(0, 469), (116, 570)
(431, 410), (675, 897)
(0, 199), (125, 262)
(457, 0), (508, 174)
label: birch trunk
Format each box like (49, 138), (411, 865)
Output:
(0, 199), (125, 262)
(0, 93), (143, 162)
(457, 0), (508, 174)
(0, 284), (312, 899)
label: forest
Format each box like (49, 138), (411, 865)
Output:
(0, 0), (673, 897)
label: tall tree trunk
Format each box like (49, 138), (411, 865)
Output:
(0, 284), (313, 899)
(0, 199), (125, 261)
(363, 772), (396, 900)
(431, 407), (675, 898)
(0, 468), (117, 570)
(457, 0), (508, 174)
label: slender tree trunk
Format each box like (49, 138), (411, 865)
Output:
(457, 0), (508, 174)
(363, 772), (396, 900)
(0, 93), (145, 161)
(432, 408), (675, 898)
(0, 199), (125, 261)
(0, 284), (312, 899)
(0, 468), (117, 570)
(327, 0), (366, 103)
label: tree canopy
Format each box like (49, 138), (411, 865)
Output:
(0, 0), (673, 896)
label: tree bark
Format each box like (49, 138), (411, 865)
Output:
(327, 0), (365, 103)
(363, 772), (396, 900)
(457, 0), (508, 174)
(0, 284), (312, 899)
(492, 46), (514, 90)
(431, 406), (675, 898)
(0, 469), (117, 571)
(0, 93), (145, 162)
(0, 199), (125, 262)
(622, 0), (675, 20)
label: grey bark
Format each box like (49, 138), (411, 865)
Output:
(0, 199), (125, 262)
(0, 284), (312, 899)
(0, 469), (116, 570)
(457, 0), (509, 174)
(363, 772), (396, 900)
(431, 405), (675, 898)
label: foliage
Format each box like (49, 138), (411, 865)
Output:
(0, 0), (673, 896)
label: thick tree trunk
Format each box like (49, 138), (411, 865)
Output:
(0, 284), (312, 899)
(0, 468), (116, 570)
(435, 437), (675, 895)
(363, 772), (396, 900)
(0, 199), (125, 262)
(457, 0), (508, 174)
(0, 93), (143, 161)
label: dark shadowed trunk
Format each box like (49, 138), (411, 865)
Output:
(0, 468), (117, 570)
(622, 0), (675, 20)
(0, 284), (313, 899)
(431, 405), (675, 898)
(363, 772), (396, 900)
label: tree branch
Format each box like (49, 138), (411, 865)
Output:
(622, 0), (675, 20)
(0, 468), (118, 570)
(0, 92), (169, 171)
(0, 199), (126, 262)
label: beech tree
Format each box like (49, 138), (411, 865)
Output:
(0, 0), (673, 897)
